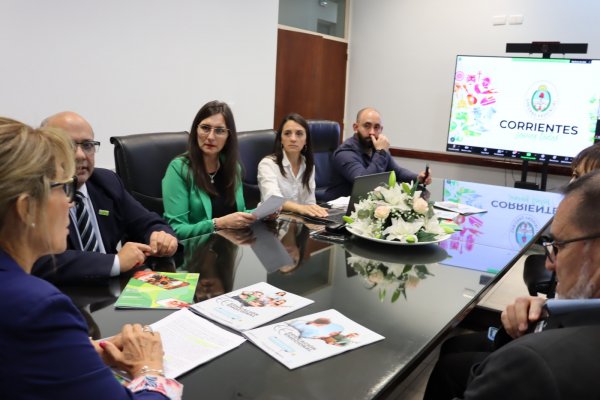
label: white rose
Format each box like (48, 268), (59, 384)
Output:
(374, 205), (391, 220)
(413, 197), (429, 214)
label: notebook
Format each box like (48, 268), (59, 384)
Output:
(314, 172), (392, 225)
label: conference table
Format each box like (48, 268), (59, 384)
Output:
(63, 178), (563, 399)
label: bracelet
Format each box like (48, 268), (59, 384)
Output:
(212, 218), (219, 231)
(138, 365), (165, 377)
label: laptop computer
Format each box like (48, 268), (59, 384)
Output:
(313, 172), (392, 225)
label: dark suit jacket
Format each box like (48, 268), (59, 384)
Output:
(461, 325), (600, 399)
(0, 249), (166, 399)
(32, 168), (175, 283)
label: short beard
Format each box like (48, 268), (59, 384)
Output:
(557, 248), (596, 299)
(357, 133), (373, 149)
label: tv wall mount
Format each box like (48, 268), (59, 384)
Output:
(505, 41), (588, 191)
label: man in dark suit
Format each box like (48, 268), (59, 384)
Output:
(425, 170), (600, 399)
(33, 111), (178, 283)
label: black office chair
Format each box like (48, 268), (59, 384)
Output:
(523, 253), (555, 297)
(110, 131), (189, 215)
(307, 119), (340, 202)
(237, 129), (277, 209)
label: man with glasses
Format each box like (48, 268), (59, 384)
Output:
(33, 111), (178, 283)
(425, 170), (600, 399)
(325, 107), (431, 201)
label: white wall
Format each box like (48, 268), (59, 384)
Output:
(347, 0), (599, 188)
(0, 0), (279, 169)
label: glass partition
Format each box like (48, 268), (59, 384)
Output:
(279, 0), (347, 39)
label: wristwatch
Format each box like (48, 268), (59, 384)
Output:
(375, 148), (386, 155)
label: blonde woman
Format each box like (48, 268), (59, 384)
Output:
(0, 117), (181, 399)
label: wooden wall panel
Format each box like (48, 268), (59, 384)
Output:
(274, 28), (347, 133)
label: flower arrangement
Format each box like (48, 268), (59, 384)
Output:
(347, 255), (434, 302)
(344, 172), (453, 243)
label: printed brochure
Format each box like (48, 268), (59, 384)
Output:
(115, 270), (199, 309)
(243, 309), (385, 369)
(190, 282), (314, 331)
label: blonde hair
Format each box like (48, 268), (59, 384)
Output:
(0, 117), (75, 226)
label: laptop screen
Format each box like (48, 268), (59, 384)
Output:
(344, 171), (392, 216)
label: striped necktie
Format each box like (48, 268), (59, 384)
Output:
(75, 191), (99, 252)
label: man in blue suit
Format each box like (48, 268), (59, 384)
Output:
(33, 112), (178, 283)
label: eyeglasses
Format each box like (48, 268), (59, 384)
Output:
(541, 232), (600, 263)
(50, 176), (78, 202)
(73, 141), (100, 154)
(198, 124), (229, 138)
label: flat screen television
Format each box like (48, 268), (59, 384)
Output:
(446, 55), (600, 165)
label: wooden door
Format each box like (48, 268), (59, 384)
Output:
(274, 28), (347, 132)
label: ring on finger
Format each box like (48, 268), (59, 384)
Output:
(142, 325), (154, 334)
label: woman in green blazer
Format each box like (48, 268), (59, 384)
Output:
(162, 100), (256, 239)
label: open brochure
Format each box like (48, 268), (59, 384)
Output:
(190, 282), (314, 331)
(243, 309), (385, 370)
(115, 270), (199, 309)
(434, 201), (487, 215)
(150, 309), (246, 378)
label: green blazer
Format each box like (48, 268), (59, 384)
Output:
(162, 156), (247, 239)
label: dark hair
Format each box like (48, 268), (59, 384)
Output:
(562, 169), (600, 233)
(572, 143), (600, 179)
(185, 100), (239, 205)
(272, 113), (314, 191)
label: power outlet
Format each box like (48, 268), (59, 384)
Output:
(508, 14), (524, 25)
(492, 15), (507, 25)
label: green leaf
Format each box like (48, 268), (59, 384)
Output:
(342, 215), (354, 224)
(391, 288), (401, 303)
(414, 264), (434, 277)
(416, 231), (437, 242)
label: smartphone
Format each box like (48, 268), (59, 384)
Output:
(423, 164), (430, 187)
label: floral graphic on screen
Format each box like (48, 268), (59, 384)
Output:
(439, 180), (486, 254)
(449, 64), (499, 142)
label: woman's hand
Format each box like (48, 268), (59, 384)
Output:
(98, 323), (164, 378)
(297, 204), (329, 218)
(216, 212), (257, 230)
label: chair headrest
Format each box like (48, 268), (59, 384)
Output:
(308, 120), (340, 152)
(541, 299), (600, 330)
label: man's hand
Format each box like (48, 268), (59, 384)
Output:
(117, 242), (151, 272)
(417, 169), (433, 185)
(149, 231), (178, 257)
(501, 296), (546, 339)
(372, 134), (390, 152)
